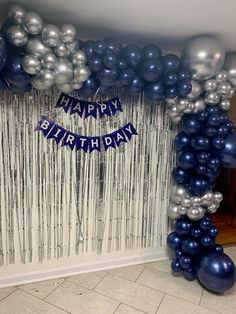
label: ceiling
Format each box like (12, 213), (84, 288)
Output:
(0, 0), (236, 53)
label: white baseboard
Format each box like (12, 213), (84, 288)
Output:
(0, 246), (170, 288)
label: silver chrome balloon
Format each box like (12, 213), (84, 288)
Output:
(42, 24), (61, 48)
(177, 99), (189, 111)
(31, 69), (55, 90)
(201, 191), (214, 206)
(192, 197), (202, 206)
(170, 115), (182, 124)
(181, 35), (225, 81)
(41, 52), (57, 69)
(74, 65), (91, 82)
(71, 78), (83, 90)
(213, 191), (223, 203)
(71, 50), (87, 66)
(167, 203), (180, 220)
(183, 102), (195, 113)
(6, 25), (28, 47)
(61, 24), (77, 43)
(207, 203), (219, 214)
(8, 4), (26, 24)
(217, 81), (232, 96)
(57, 83), (74, 93)
(67, 40), (80, 56)
(178, 206), (188, 215)
(54, 42), (68, 57)
(223, 53), (236, 88)
(205, 91), (220, 104)
(23, 11), (43, 35)
(187, 80), (202, 100)
(54, 58), (74, 85)
(180, 197), (192, 208)
(187, 206), (205, 221)
(25, 37), (51, 56)
(204, 79), (217, 92)
(215, 70), (228, 82)
(22, 55), (42, 74)
(193, 98), (206, 113)
(219, 98), (231, 111)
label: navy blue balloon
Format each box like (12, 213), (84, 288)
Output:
(166, 86), (178, 98)
(178, 80), (192, 97)
(104, 38), (122, 56)
(175, 248), (184, 259)
(217, 125), (229, 137)
(188, 176), (209, 196)
(142, 44), (162, 59)
(197, 110), (208, 122)
(191, 135), (210, 151)
(97, 68), (117, 87)
(88, 56), (103, 72)
(177, 150), (196, 170)
(196, 164), (207, 175)
(0, 35), (6, 72)
(212, 136), (225, 150)
(180, 255), (192, 269)
(197, 252), (236, 293)
(225, 121), (234, 131)
(145, 82), (165, 100)
(140, 58), (164, 82)
(172, 167), (189, 184)
(182, 239), (199, 256)
(199, 216), (212, 231)
(178, 70), (191, 81)
(82, 40), (95, 57)
(208, 114), (221, 127)
(197, 151), (211, 164)
(206, 105), (220, 114)
(171, 259), (182, 272)
(175, 132), (190, 151)
(93, 40), (106, 55)
(182, 115), (201, 134)
(123, 44), (142, 68)
(103, 52), (118, 69)
(175, 217), (192, 236)
(8, 82), (32, 94)
(128, 76), (145, 94)
(205, 167), (220, 180)
(162, 54), (180, 72)
(164, 71), (178, 86)
(219, 133), (236, 168)
(0, 75), (7, 91)
(201, 235), (214, 247)
(191, 228), (203, 239)
(78, 76), (99, 97)
(183, 268), (196, 281)
(214, 244), (224, 253)
(167, 232), (182, 250)
(208, 157), (221, 170)
(208, 226), (219, 238)
(119, 68), (135, 86)
(117, 59), (127, 70)
(205, 127), (217, 138)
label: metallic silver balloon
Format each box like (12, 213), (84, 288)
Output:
(54, 43), (68, 57)
(31, 69), (55, 90)
(204, 79), (217, 92)
(213, 191), (223, 203)
(217, 81), (232, 96)
(168, 105), (180, 116)
(23, 11), (43, 35)
(205, 91), (220, 104)
(71, 78), (83, 90)
(74, 65), (91, 82)
(177, 99), (189, 111)
(6, 25), (28, 47)
(22, 55), (41, 74)
(187, 80), (202, 100)
(223, 53), (236, 88)
(170, 115), (182, 124)
(166, 98), (178, 106)
(193, 98), (206, 113)
(228, 88), (235, 98)
(215, 70), (228, 82)
(219, 98), (231, 111)
(54, 58), (74, 85)
(183, 102), (195, 113)
(25, 37), (51, 56)
(167, 203), (180, 220)
(201, 192), (214, 206)
(171, 185), (188, 204)
(41, 52), (57, 69)
(57, 83), (74, 93)
(187, 206), (205, 221)
(67, 40), (80, 56)
(8, 4), (26, 24)
(42, 24), (61, 48)
(178, 206), (188, 215)
(181, 35), (225, 81)
(71, 50), (87, 66)
(180, 197), (192, 208)
(192, 197), (202, 206)
(207, 203), (219, 214)
(61, 24), (77, 44)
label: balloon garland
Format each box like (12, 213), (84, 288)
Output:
(0, 3), (236, 293)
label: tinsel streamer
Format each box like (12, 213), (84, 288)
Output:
(0, 88), (177, 267)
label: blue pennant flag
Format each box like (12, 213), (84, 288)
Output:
(84, 103), (98, 119)
(109, 97), (123, 115)
(97, 101), (111, 118)
(35, 116), (55, 137)
(70, 99), (85, 117)
(102, 133), (116, 150)
(56, 93), (74, 113)
(113, 128), (127, 147)
(47, 124), (66, 144)
(122, 122), (138, 140)
(62, 131), (78, 150)
(88, 136), (101, 153)
(77, 136), (89, 152)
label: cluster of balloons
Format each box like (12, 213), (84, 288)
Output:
(168, 184), (223, 221)
(167, 215), (236, 293)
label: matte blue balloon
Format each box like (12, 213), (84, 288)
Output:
(175, 217), (192, 236)
(208, 114), (221, 127)
(88, 56), (103, 72)
(214, 244), (224, 253)
(123, 44), (142, 68)
(0, 35), (6, 72)
(197, 151), (211, 164)
(142, 44), (162, 59)
(183, 268), (196, 281)
(191, 135), (210, 151)
(172, 167), (189, 184)
(96, 68), (117, 87)
(93, 40), (106, 55)
(180, 255), (192, 269)
(171, 259), (182, 272)
(191, 228), (203, 239)
(164, 71), (178, 86)
(211, 136), (225, 150)
(119, 68), (135, 86)
(166, 86), (178, 98)
(175, 132), (190, 151)
(145, 82), (165, 100)
(104, 38), (122, 56)
(167, 232), (182, 250)
(196, 110), (208, 122)
(199, 216), (212, 231)
(82, 40), (95, 57)
(78, 76), (99, 97)
(178, 70), (191, 81)
(219, 132), (236, 168)
(8, 82), (32, 94)
(182, 239), (199, 256)
(128, 76), (145, 94)
(103, 52), (118, 69)
(197, 252), (236, 293)
(178, 80), (192, 97)
(201, 235), (214, 247)
(204, 127), (217, 137)
(140, 58), (164, 82)
(188, 176), (209, 196)
(208, 226), (219, 238)
(182, 115), (201, 134)
(177, 150), (196, 170)
(162, 54), (180, 72)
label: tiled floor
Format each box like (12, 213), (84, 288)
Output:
(0, 247), (236, 314)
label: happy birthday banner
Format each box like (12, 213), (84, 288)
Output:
(56, 93), (123, 119)
(35, 116), (138, 153)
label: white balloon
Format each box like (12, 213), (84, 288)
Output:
(167, 203), (180, 220)
(219, 98), (231, 111)
(204, 79), (217, 92)
(54, 43), (68, 57)
(71, 50), (87, 65)
(193, 98), (206, 113)
(213, 191), (223, 203)
(187, 206), (205, 221)
(215, 70), (228, 82)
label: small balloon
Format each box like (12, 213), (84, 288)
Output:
(41, 52), (57, 69)
(167, 203), (180, 220)
(23, 11), (43, 35)
(57, 82), (73, 93)
(8, 4), (26, 25)
(6, 25), (28, 47)
(54, 58), (73, 85)
(31, 69), (55, 90)
(215, 70), (228, 82)
(74, 65), (91, 82)
(187, 206), (205, 221)
(54, 42), (68, 57)
(25, 37), (51, 56)
(71, 50), (87, 66)
(219, 98), (231, 111)
(42, 24), (61, 48)
(67, 40), (80, 56)
(22, 54), (41, 74)
(193, 98), (206, 113)
(61, 24), (77, 44)
(217, 81), (232, 96)
(204, 79), (217, 92)
(71, 78), (83, 90)
(205, 92), (220, 105)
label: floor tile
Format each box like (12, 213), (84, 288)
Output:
(19, 278), (64, 299)
(115, 303), (147, 314)
(225, 246), (236, 263)
(0, 289), (67, 314)
(94, 274), (163, 314)
(157, 294), (218, 314)
(137, 267), (202, 304)
(45, 280), (119, 314)
(0, 286), (16, 301)
(200, 288), (236, 314)
(106, 264), (145, 282)
(67, 271), (107, 289)
(145, 259), (171, 274)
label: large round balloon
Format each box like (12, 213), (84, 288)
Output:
(197, 252), (236, 293)
(223, 53), (236, 88)
(181, 36), (225, 81)
(219, 132), (236, 168)
(0, 35), (7, 71)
